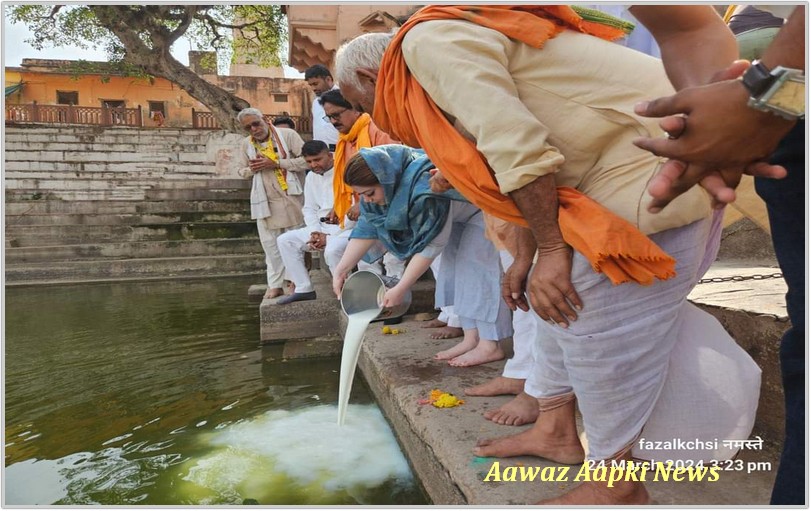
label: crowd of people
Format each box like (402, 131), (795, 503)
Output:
(236, 5), (804, 505)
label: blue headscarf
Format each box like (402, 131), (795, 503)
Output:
(349, 145), (467, 262)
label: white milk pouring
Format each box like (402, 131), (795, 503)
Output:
(337, 308), (380, 426)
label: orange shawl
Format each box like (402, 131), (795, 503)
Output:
(374, 5), (675, 285)
(333, 113), (373, 228)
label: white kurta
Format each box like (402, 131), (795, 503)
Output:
(424, 201), (512, 341)
(311, 86), (340, 148)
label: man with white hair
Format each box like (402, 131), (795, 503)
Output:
(333, 6), (741, 505)
(237, 108), (308, 300)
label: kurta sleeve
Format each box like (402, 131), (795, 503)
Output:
(417, 210), (453, 260)
(278, 128), (309, 173)
(236, 137), (254, 179)
(401, 20), (565, 195)
(301, 177), (321, 231)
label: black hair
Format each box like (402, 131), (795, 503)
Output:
(304, 64), (333, 80)
(318, 89), (353, 109)
(272, 116), (295, 130)
(344, 153), (380, 187)
(301, 140), (330, 157)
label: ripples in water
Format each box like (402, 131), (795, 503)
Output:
(5, 278), (426, 505)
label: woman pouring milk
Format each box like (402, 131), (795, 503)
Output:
(331, 145), (512, 367)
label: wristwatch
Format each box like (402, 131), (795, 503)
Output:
(741, 60), (805, 120)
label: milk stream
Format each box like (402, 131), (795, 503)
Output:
(337, 308), (380, 426)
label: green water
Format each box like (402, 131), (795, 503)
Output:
(4, 277), (427, 505)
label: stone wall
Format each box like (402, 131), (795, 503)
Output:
(5, 124), (264, 285)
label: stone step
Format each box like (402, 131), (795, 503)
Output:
(5, 238), (262, 263)
(4, 199), (247, 216)
(4, 170), (226, 181)
(3, 140), (209, 153)
(5, 210), (251, 226)
(4, 254), (264, 284)
(6, 221), (258, 246)
(5, 187), (250, 202)
(4, 127), (217, 145)
(4, 177), (248, 191)
(4, 160), (217, 174)
(4, 150), (210, 163)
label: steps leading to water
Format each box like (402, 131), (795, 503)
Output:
(4, 124), (262, 285)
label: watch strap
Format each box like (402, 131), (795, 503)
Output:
(741, 60), (776, 97)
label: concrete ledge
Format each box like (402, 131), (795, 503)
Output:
(356, 314), (779, 505)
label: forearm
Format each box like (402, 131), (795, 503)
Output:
(280, 157), (309, 173)
(513, 225), (538, 263)
(396, 254), (433, 291)
(760, 6), (805, 70)
(335, 238), (377, 274)
(508, 174), (564, 251)
(302, 208), (320, 231)
(632, 5), (738, 89)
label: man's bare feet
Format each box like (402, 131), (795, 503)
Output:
(538, 480), (650, 505)
(474, 427), (584, 464)
(465, 376), (525, 396)
(448, 340), (505, 367)
(264, 287), (284, 299)
(430, 326), (464, 340)
(483, 392), (540, 426)
(420, 318), (447, 328)
(473, 399), (584, 464)
(434, 330), (477, 360)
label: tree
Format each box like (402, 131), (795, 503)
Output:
(7, 5), (288, 132)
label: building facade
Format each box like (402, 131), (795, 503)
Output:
(5, 56), (311, 131)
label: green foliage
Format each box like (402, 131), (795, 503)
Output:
(6, 4), (288, 75)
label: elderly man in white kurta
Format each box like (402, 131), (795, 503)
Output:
(276, 140), (356, 304)
(237, 108), (308, 300)
(331, 6), (757, 505)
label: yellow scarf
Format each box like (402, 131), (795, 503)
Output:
(251, 130), (288, 192)
(333, 113), (372, 228)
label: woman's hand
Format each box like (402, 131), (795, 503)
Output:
(333, 267), (350, 299)
(382, 284), (409, 308)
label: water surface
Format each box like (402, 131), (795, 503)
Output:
(4, 277), (426, 505)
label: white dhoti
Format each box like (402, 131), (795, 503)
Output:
(499, 250), (538, 379)
(524, 217), (759, 461)
(434, 206), (512, 341)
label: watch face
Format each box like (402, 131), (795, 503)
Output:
(764, 78), (805, 117)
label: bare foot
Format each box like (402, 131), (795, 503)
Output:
(473, 424), (584, 464)
(420, 319), (447, 328)
(465, 376), (525, 396)
(538, 481), (650, 505)
(448, 340), (505, 367)
(483, 392), (540, 426)
(430, 326), (464, 340)
(434, 331), (477, 360)
(264, 287), (284, 299)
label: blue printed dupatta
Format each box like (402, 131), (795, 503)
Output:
(349, 145), (467, 262)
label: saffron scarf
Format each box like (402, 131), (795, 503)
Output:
(333, 113), (373, 228)
(251, 126), (289, 192)
(374, 5), (676, 285)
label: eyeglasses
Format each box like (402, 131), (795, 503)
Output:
(242, 120), (264, 131)
(322, 109), (348, 122)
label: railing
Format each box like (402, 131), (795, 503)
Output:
(5, 103), (143, 127)
(192, 108), (312, 135)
